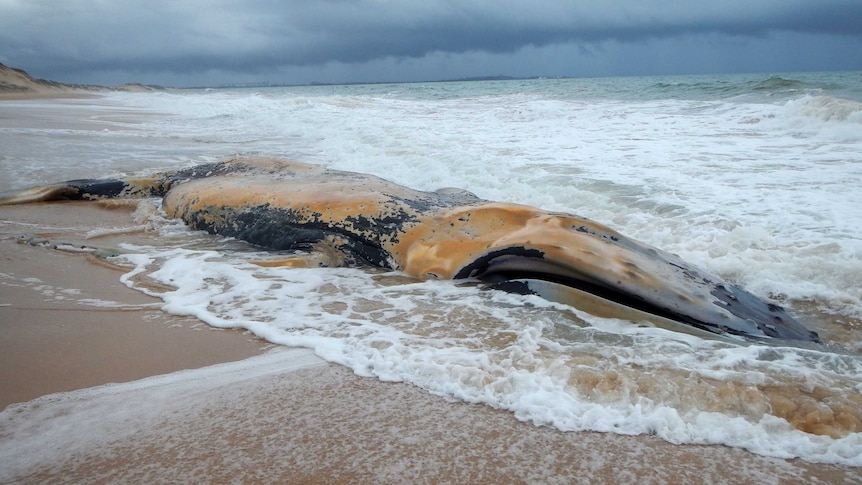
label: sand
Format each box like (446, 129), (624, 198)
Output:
(0, 203), (271, 408)
(0, 63), (87, 100)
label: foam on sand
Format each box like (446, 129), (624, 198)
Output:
(1, 348), (858, 484)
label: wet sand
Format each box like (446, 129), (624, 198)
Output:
(0, 203), (271, 407)
(1, 201), (859, 483)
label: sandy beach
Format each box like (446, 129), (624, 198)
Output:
(0, 178), (858, 484)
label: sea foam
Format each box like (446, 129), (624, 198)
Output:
(112, 245), (862, 465)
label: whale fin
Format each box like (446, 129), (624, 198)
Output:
(492, 278), (743, 343)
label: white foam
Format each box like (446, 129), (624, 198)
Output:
(111, 247), (862, 466)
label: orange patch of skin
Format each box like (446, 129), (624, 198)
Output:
(394, 204), (633, 279)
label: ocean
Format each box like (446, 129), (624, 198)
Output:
(2, 71), (862, 468)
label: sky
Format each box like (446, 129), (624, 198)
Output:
(1, 0), (861, 87)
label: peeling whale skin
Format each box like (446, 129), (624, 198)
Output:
(0, 158), (820, 344)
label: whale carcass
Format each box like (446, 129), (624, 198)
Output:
(0, 158), (820, 344)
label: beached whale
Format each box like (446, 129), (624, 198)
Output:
(0, 158), (820, 343)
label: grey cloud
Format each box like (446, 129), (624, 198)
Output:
(1, 0), (860, 84)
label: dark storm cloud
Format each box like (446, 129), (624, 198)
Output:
(1, 0), (860, 85)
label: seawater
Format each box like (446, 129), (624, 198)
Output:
(2, 71), (862, 465)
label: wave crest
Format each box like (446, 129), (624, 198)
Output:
(784, 95), (862, 123)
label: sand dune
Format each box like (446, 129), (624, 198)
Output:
(0, 63), (162, 99)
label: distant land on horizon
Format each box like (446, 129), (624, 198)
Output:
(183, 75), (570, 90)
(1, 64), (551, 94)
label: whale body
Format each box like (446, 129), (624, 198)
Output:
(0, 158), (820, 344)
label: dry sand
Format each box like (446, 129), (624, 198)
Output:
(0, 177), (858, 483)
(1, 63), (89, 100)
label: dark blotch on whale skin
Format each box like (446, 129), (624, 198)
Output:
(42, 179), (128, 200)
(574, 224), (619, 242)
(168, 162), (253, 183)
(711, 285), (820, 342)
(181, 203), (394, 268)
